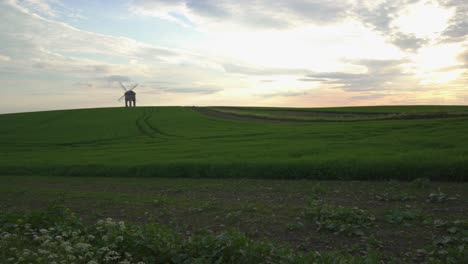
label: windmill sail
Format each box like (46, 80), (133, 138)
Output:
(119, 82), (128, 91)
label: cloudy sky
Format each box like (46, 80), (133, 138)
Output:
(0, 0), (467, 113)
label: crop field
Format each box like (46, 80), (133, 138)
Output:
(1, 106), (468, 180)
(0, 106), (467, 263)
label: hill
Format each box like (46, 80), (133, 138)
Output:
(1, 106), (468, 180)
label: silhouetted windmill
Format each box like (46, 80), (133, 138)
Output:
(118, 82), (138, 107)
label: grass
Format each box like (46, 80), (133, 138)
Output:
(1, 106), (468, 180)
(1, 105), (467, 261)
(0, 176), (467, 262)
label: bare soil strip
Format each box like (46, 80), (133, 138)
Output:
(191, 107), (310, 123)
(192, 106), (468, 123)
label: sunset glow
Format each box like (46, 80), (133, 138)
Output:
(0, 0), (466, 113)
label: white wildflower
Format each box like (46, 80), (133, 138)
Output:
(87, 261), (98, 264)
(75, 242), (91, 250)
(99, 246), (109, 252)
(116, 236), (124, 242)
(55, 235), (63, 241)
(104, 250), (120, 261)
(87, 235), (95, 240)
(38, 249), (49, 255)
(39, 229), (48, 234)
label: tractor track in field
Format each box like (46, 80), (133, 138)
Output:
(192, 107), (468, 123)
(136, 108), (179, 139)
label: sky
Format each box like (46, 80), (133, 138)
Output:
(0, 0), (467, 113)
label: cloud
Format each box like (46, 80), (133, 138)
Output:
(0, 55), (11, 62)
(142, 86), (221, 95)
(162, 87), (221, 94)
(0, 0), (224, 82)
(17, 0), (57, 17)
(3, 1), (179, 67)
(439, 0), (468, 42)
(130, 0), (352, 30)
(104, 75), (133, 83)
(351, 94), (387, 101)
(222, 63), (310, 76)
(259, 90), (308, 98)
(352, 0), (459, 51)
(130, 0), (464, 53)
(303, 59), (413, 92)
(457, 49), (468, 65)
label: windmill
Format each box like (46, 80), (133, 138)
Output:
(118, 82), (138, 107)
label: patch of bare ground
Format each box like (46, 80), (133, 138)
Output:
(0, 176), (466, 261)
(192, 106), (468, 123)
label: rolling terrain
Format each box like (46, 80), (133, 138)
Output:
(1, 106), (467, 262)
(1, 106), (468, 180)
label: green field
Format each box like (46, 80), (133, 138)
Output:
(1, 106), (468, 180)
(1, 106), (468, 263)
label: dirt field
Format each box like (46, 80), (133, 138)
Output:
(1, 176), (466, 261)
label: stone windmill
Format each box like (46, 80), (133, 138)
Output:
(118, 82), (138, 107)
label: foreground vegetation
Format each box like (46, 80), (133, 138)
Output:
(1, 106), (468, 180)
(1, 205), (390, 264)
(1, 176), (466, 262)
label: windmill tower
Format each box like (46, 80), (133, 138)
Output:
(118, 82), (138, 107)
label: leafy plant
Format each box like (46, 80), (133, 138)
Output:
(303, 200), (375, 236)
(413, 220), (468, 263)
(384, 207), (430, 226)
(286, 222), (304, 231)
(375, 180), (416, 202)
(427, 189), (458, 203)
(376, 192), (416, 202)
(307, 183), (328, 201)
